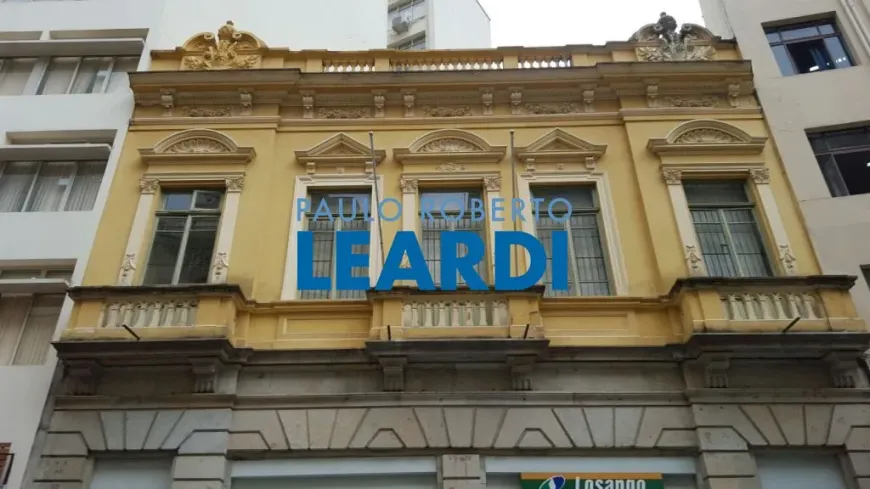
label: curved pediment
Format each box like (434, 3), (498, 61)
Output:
(295, 133), (386, 176)
(516, 129), (607, 169)
(394, 129), (506, 164)
(180, 21), (266, 71)
(648, 120), (767, 155)
(139, 128), (256, 164)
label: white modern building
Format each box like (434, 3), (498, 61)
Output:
(388, 0), (491, 49)
(698, 0), (870, 321)
(0, 1), (490, 488)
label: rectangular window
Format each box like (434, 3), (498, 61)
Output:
(420, 189), (485, 286)
(0, 160), (106, 212)
(299, 189), (371, 300)
(765, 19), (853, 76)
(35, 56), (138, 95)
(0, 58), (37, 96)
(0, 293), (63, 366)
(809, 127), (870, 197)
(389, 0), (427, 24)
(394, 34), (427, 50)
(142, 189), (223, 286)
(684, 181), (772, 277)
(532, 186), (611, 297)
(756, 453), (847, 489)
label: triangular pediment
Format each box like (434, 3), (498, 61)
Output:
(295, 133), (385, 175)
(523, 128), (607, 154)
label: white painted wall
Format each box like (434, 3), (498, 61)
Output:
(698, 0), (870, 321)
(428, 0), (491, 49)
(154, 0), (389, 51)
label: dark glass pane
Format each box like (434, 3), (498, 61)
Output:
(308, 190), (370, 217)
(420, 190), (481, 214)
(821, 129), (870, 150)
(780, 25), (820, 41)
(817, 154), (849, 197)
(824, 36), (853, 68)
(531, 186), (596, 212)
(299, 219), (337, 299)
(177, 216), (219, 284)
(143, 217), (186, 284)
(771, 45), (797, 76)
(787, 39), (835, 73)
(723, 209), (772, 277)
(163, 192), (192, 211)
(684, 181), (749, 205)
(833, 151), (870, 196)
(193, 190), (222, 210)
(691, 210), (739, 277)
(808, 135), (828, 153)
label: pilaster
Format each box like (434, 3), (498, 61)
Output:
(662, 169), (707, 276)
(439, 455), (484, 489)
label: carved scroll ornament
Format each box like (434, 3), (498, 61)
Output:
(182, 21), (265, 70)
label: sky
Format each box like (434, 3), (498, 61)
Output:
(476, 0), (706, 47)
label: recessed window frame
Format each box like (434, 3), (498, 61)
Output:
(142, 189), (224, 286)
(809, 127), (870, 197)
(300, 188), (372, 300)
(765, 18), (855, 76)
(0, 267), (70, 366)
(418, 187), (487, 287)
(34, 55), (139, 95)
(684, 179), (774, 278)
(0, 159), (107, 213)
(530, 185), (612, 297)
(393, 33), (427, 51)
(389, 0), (427, 24)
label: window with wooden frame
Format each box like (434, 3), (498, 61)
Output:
(142, 189), (223, 285)
(419, 188), (486, 286)
(684, 180), (773, 278)
(531, 185), (612, 297)
(299, 189), (372, 300)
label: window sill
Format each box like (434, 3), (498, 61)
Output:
(0, 38), (144, 57)
(0, 143), (111, 161)
(0, 278), (69, 294)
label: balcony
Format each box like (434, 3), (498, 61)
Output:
(61, 284), (246, 342)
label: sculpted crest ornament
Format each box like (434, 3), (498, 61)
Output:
(630, 12), (717, 62)
(182, 21), (265, 70)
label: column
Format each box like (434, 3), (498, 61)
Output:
(749, 168), (798, 275)
(662, 169), (707, 276)
(280, 177), (311, 300)
(484, 175), (503, 283)
(440, 454), (484, 489)
(209, 176), (244, 284)
(116, 178), (160, 286)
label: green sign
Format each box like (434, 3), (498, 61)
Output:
(520, 473), (665, 489)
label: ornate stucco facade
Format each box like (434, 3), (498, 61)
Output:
(26, 17), (870, 489)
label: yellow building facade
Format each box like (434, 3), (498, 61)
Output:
(32, 15), (870, 489)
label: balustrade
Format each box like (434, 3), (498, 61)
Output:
(322, 59), (376, 73)
(390, 56), (503, 72)
(518, 53), (573, 69)
(720, 291), (823, 321)
(100, 299), (198, 328)
(402, 297), (509, 327)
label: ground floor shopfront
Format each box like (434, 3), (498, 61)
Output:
(26, 335), (870, 489)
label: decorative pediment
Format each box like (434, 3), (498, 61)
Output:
(630, 12), (717, 62)
(393, 129), (506, 164)
(295, 133), (386, 176)
(139, 128), (256, 164)
(515, 128), (607, 170)
(647, 120), (767, 155)
(180, 21), (266, 71)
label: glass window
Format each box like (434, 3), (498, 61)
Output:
(142, 190), (223, 286)
(809, 127), (870, 197)
(0, 58), (37, 96)
(299, 189), (371, 300)
(419, 189), (485, 286)
(532, 186), (611, 297)
(389, 0), (427, 24)
(765, 19), (854, 75)
(0, 294), (62, 366)
(0, 160), (106, 213)
(684, 181), (772, 278)
(394, 34), (427, 51)
(36, 56), (140, 95)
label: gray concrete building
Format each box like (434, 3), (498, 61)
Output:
(699, 0), (870, 321)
